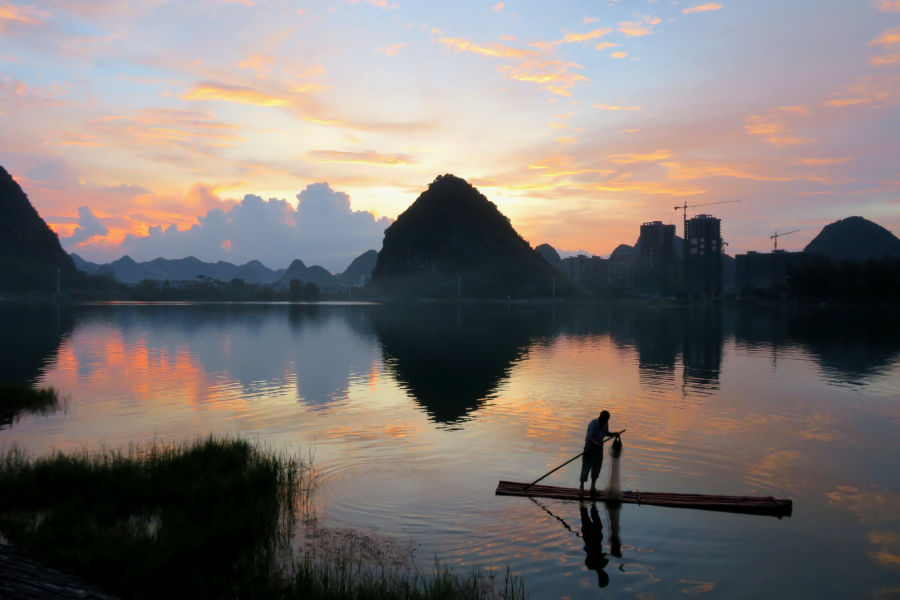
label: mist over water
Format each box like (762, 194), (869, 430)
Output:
(1, 301), (899, 599)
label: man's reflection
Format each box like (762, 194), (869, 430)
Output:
(580, 503), (610, 587)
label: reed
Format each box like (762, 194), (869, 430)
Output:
(0, 437), (526, 600)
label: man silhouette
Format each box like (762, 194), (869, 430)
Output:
(579, 410), (622, 496)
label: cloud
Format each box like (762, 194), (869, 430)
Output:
(430, 30), (588, 95)
(115, 183), (392, 271)
(796, 157), (853, 166)
(183, 82), (289, 106)
(617, 15), (661, 37)
(611, 52), (628, 58)
(608, 149), (672, 163)
(378, 43), (405, 56)
(582, 17), (599, 24)
(596, 42), (618, 50)
(877, 0), (900, 11)
(343, 0), (400, 10)
(306, 150), (415, 166)
(0, 76), (70, 112)
(61, 206), (109, 247)
(870, 27), (900, 48)
(682, 3), (722, 14)
(557, 137), (578, 145)
(745, 105), (813, 146)
(0, 2), (51, 30)
(870, 54), (900, 66)
(821, 75), (900, 108)
(43, 132), (103, 147)
(93, 108), (244, 150)
(237, 53), (275, 77)
(594, 103), (642, 110)
(492, 3), (504, 12)
(559, 28), (612, 44)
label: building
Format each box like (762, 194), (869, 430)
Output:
(636, 221), (677, 295)
(685, 214), (723, 295)
(561, 254), (609, 291)
(735, 250), (819, 292)
(609, 244), (636, 291)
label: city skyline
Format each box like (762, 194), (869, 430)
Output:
(1, 0), (898, 269)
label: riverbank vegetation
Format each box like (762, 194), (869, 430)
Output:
(0, 384), (63, 428)
(0, 437), (525, 600)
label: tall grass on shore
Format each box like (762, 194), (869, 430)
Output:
(0, 383), (64, 428)
(0, 437), (526, 600)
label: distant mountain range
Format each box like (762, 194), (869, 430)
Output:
(71, 251), (378, 286)
(804, 216), (900, 261)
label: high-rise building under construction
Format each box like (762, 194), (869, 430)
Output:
(637, 221), (677, 295)
(685, 214), (723, 295)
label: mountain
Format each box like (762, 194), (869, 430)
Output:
(337, 249), (378, 285)
(70, 255), (288, 284)
(0, 166), (77, 291)
(276, 259), (338, 287)
(804, 216), (900, 261)
(535, 244), (565, 272)
(369, 174), (582, 298)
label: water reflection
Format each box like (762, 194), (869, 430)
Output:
(371, 305), (548, 426)
(581, 504), (612, 587)
(0, 302), (74, 384)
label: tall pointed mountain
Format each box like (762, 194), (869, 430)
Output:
(0, 166), (76, 291)
(369, 174), (582, 298)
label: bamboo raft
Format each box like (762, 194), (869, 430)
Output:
(496, 481), (793, 517)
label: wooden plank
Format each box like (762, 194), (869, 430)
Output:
(496, 481), (793, 517)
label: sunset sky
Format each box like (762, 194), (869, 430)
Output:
(1, 0), (898, 270)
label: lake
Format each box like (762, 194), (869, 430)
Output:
(2, 301), (899, 599)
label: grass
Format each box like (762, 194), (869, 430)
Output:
(0, 383), (64, 428)
(0, 437), (525, 600)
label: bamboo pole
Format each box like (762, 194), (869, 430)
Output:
(524, 430), (625, 489)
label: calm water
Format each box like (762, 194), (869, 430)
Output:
(2, 301), (900, 599)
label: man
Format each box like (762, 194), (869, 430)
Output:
(579, 410), (622, 496)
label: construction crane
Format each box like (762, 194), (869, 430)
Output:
(770, 229), (800, 252)
(673, 199), (742, 225)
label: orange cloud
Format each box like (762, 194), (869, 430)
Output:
(617, 15), (661, 37)
(870, 54), (900, 66)
(596, 42), (618, 50)
(305, 150), (415, 166)
(0, 2), (50, 29)
(559, 27), (612, 44)
(492, 2), (504, 12)
(608, 149), (671, 163)
(237, 53), (275, 77)
(378, 43), (405, 56)
(745, 106), (813, 146)
(499, 59), (587, 96)
(343, 0), (400, 10)
(876, 0), (900, 11)
(92, 108), (244, 150)
(611, 52), (628, 58)
(594, 103), (641, 110)
(796, 157), (853, 166)
(44, 133), (103, 147)
(583, 16), (600, 24)
(184, 82), (288, 106)
(870, 27), (900, 48)
(821, 75), (900, 108)
(606, 150), (672, 165)
(682, 3), (723, 14)
(557, 137), (578, 145)
(433, 33), (539, 59)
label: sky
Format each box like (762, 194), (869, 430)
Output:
(1, 0), (898, 271)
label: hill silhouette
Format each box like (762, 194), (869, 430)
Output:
(535, 244), (565, 272)
(0, 166), (77, 291)
(337, 249), (378, 285)
(370, 175), (581, 298)
(276, 259), (337, 287)
(804, 216), (900, 261)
